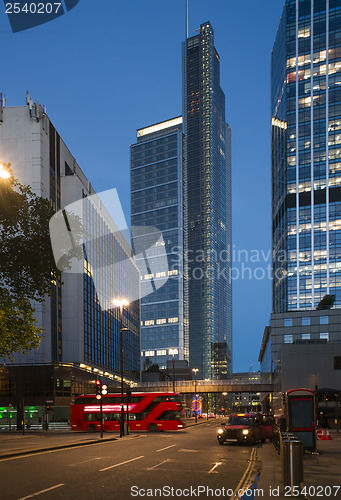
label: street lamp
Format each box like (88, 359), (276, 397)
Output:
(192, 368), (199, 423)
(169, 348), (178, 393)
(0, 161), (11, 179)
(113, 298), (130, 438)
(222, 392), (228, 417)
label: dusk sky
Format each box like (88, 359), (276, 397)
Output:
(0, 0), (286, 373)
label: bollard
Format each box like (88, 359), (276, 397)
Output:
(282, 440), (304, 494)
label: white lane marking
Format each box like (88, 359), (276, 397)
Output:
(18, 484), (64, 500)
(68, 457), (102, 466)
(208, 462), (222, 474)
(156, 445), (176, 452)
(147, 459), (171, 470)
(178, 448), (199, 452)
(100, 455), (144, 471)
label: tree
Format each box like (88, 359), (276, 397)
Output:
(0, 288), (41, 358)
(0, 171), (65, 358)
(0, 172), (58, 302)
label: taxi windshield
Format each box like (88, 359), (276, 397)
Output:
(226, 416), (254, 426)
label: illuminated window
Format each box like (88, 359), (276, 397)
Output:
(157, 350), (167, 356)
(298, 27), (310, 39)
(284, 318), (293, 327)
(320, 333), (329, 341)
(302, 317), (310, 326)
(168, 270), (178, 276)
(145, 350), (155, 357)
(168, 317), (178, 324)
(145, 320), (155, 326)
(284, 334), (293, 343)
(320, 316), (329, 325)
(302, 333), (311, 340)
(144, 274), (154, 280)
(156, 272), (166, 278)
(156, 318), (166, 325)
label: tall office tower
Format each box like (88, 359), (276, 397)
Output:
(262, 0), (341, 376)
(131, 117), (188, 370)
(0, 94), (140, 424)
(272, 0), (341, 312)
(184, 21), (232, 379)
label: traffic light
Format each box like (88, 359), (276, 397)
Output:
(101, 384), (108, 396)
(95, 380), (101, 400)
(46, 404), (51, 411)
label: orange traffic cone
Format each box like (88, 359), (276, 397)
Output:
(316, 429), (324, 440)
(325, 428), (332, 440)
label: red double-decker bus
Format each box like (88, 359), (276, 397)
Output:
(70, 392), (184, 432)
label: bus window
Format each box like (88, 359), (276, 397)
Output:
(157, 411), (182, 421)
(84, 413), (100, 421)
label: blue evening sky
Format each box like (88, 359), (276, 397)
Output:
(0, 0), (285, 373)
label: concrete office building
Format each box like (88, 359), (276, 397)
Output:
(0, 94), (140, 426)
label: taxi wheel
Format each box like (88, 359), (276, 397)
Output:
(87, 424), (97, 432)
(219, 441), (224, 445)
(261, 439), (266, 443)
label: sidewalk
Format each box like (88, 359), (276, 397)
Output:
(0, 431), (120, 459)
(257, 431), (341, 499)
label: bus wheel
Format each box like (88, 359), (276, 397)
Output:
(148, 423), (158, 432)
(87, 424), (97, 432)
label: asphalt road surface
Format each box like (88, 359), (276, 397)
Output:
(0, 421), (262, 500)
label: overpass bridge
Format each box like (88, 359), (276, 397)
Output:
(135, 377), (274, 394)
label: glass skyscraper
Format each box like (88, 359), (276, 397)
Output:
(130, 117), (188, 370)
(184, 22), (232, 379)
(272, 0), (341, 313)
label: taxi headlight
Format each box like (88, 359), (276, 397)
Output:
(217, 429), (224, 435)
(242, 429), (249, 435)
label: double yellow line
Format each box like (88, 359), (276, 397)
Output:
(230, 447), (257, 499)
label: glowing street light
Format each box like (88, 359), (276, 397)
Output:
(0, 161), (11, 179)
(113, 298), (130, 437)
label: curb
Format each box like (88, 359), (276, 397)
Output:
(0, 437), (119, 460)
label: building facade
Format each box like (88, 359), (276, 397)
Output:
(184, 22), (232, 379)
(0, 95), (140, 425)
(264, 0), (341, 383)
(272, 0), (341, 313)
(130, 117), (188, 370)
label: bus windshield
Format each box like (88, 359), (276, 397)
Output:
(226, 416), (254, 426)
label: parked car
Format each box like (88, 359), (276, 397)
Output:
(258, 414), (274, 442)
(217, 413), (263, 445)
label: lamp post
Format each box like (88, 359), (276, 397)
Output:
(113, 298), (130, 438)
(222, 392), (227, 417)
(169, 349), (179, 393)
(192, 368), (199, 423)
(0, 161), (11, 179)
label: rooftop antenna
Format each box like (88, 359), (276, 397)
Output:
(186, 0), (189, 39)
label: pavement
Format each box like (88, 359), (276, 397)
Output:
(0, 424), (340, 499)
(257, 430), (341, 499)
(0, 417), (207, 459)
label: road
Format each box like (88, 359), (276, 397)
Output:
(0, 421), (262, 500)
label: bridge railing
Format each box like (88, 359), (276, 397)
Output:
(138, 373), (272, 389)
